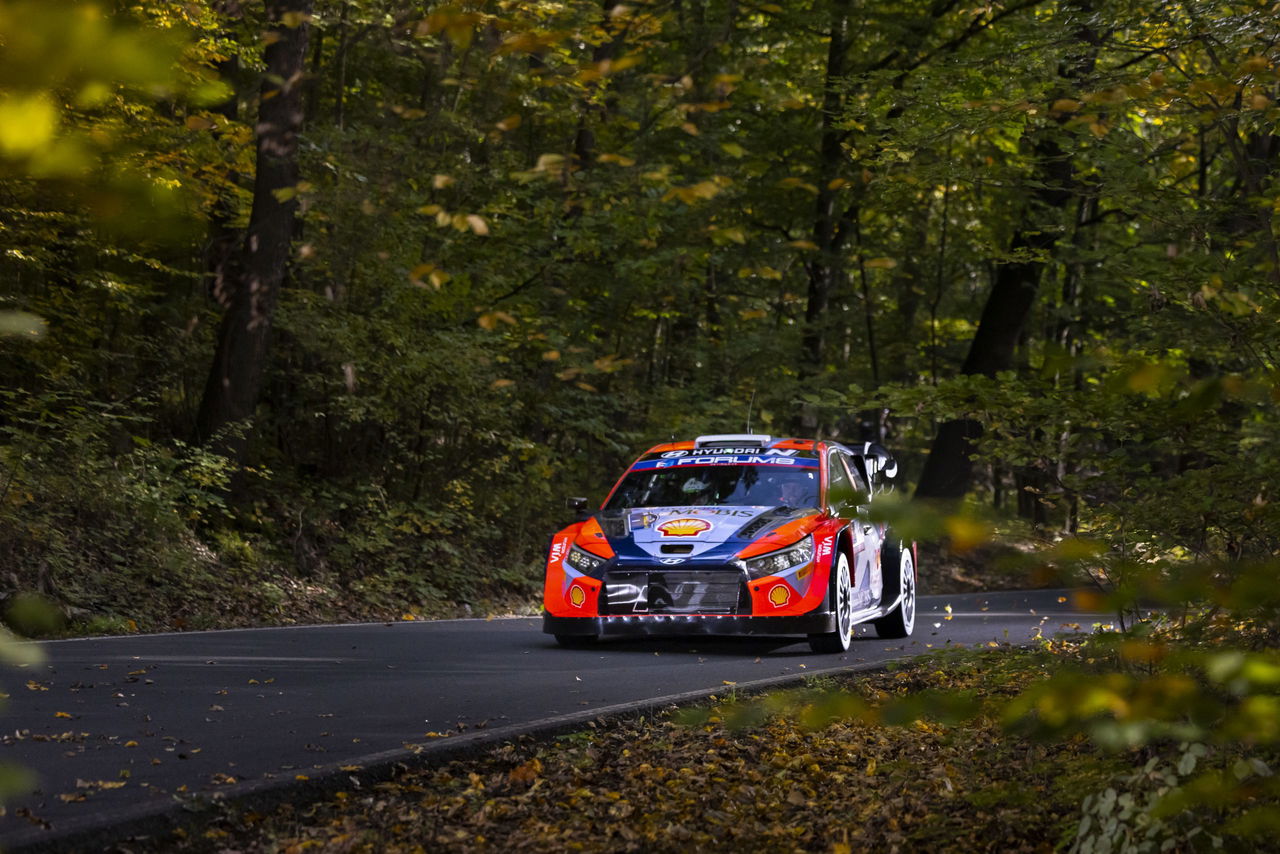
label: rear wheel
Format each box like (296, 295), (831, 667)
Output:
(873, 539), (915, 639)
(808, 552), (854, 653)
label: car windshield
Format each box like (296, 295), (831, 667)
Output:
(605, 466), (820, 510)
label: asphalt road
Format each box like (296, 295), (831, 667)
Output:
(0, 589), (1103, 849)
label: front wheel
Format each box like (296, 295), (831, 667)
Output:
(808, 552), (854, 653)
(873, 540), (915, 639)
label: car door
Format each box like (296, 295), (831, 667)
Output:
(840, 453), (882, 601)
(825, 450), (874, 608)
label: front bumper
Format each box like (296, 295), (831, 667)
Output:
(543, 611), (838, 638)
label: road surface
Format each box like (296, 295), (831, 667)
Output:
(0, 589), (1103, 849)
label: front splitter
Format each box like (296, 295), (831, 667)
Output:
(543, 612), (839, 637)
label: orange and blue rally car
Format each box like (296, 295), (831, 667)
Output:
(542, 434), (916, 653)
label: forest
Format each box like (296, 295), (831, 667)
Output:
(1, 0), (1278, 845)
(1, 0), (1274, 629)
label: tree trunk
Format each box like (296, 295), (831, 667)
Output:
(914, 136), (1075, 499)
(801, 0), (853, 383)
(914, 3), (1098, 499)
(196, 0), (312, 467)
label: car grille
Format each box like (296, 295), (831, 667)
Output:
(602, 568), (749, 615)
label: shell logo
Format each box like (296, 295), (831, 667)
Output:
(656, 518), (712, 538)
(768, 584), (791, 607)
(568, 585), (586, 607)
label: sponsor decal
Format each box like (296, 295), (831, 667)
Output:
(698, 447), (797, 456)
(768, 584), (791, 607)
(630, 455), (819, 472)
(661, 450), (689, 458)
(656, 518), (712, 538)
(568, 584), (586, 607)
(659, 557), (687, 565)
(550, 539), (568, 563)
(815, 536), (833, 562)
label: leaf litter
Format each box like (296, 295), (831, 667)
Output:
(133, 649), (1129, 853)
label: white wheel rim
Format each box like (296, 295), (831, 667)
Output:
(901, 550), (915, 632)
(836, 555), (853, 644)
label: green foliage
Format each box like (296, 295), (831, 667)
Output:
(2, 4), (1280, 838)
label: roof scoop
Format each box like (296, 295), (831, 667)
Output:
(695, 434), (772, 449)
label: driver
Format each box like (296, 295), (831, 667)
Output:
(777, 477), (815, 508)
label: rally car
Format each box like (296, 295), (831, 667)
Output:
(542, 434), (916, 653)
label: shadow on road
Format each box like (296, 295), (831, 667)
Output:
(537, 631), (892, 658)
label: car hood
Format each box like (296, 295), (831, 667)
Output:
(593, 505), (821, 562)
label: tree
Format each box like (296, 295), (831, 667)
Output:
(196, 0), (313, 466)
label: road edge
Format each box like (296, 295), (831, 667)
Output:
(6, 654), (915, 852)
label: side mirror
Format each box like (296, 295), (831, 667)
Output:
(567, 496), (590, 522)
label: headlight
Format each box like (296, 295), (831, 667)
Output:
(743, 535), (814, 579)
(565, 544), (607, 577)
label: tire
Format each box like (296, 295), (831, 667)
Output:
(554, 633), (598, 648)
(808, 551), (854, 653)
(873, 539), (915, 639)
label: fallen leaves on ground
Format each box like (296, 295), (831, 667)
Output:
(136, 651), (1126, 853)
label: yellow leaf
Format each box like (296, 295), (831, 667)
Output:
(1126, 363), (1170, 393)
(542, 350), (561, 361)
(466, 214), (489, 235)
(477, 311), (517, 331)
(446, 22), (473, 49)
(401, 613), (416, 621)
(124, 740), (138, 747)
(597, 153), (636, 166)
(534, 153), (565, 172)
(409, 263), (442, 289)
(827, 178), (850, 190)
(433, 174), (454, 189)
(185, 115), (216, 131)
(863, 257), (897, 269)
(1051, 98), (1081, 113)
(1072, 590), (1107, 612)
(54, 711), (72, 719)
(680, 122), (700, 135)
(496, 115), (522, 132)
(280, 11), (311, 27)
(721, 142), (747, 158)
(944, 515), (990, 552)
(778, 177), (818, 194)
(0, 94), (59, 156)
(508, 758), (542, 784)
(490, 379), (515, 390)
(789, 240), (819, 250)
(684, 181), (718, 200)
